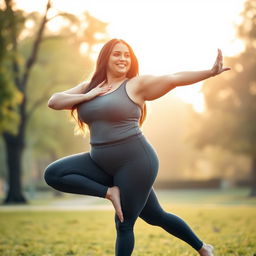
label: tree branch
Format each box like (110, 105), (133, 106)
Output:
(46, 12), (79, 23)
(26, 87), (52, 122)
(21, 0), (51, 91)
(26, 77), (66, 122)
(41, 35), (73, 42)
(5, 0), (21, 89)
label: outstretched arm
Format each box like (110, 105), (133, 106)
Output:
(136, 49), (231, 101)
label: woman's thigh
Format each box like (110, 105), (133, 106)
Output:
(139, 188), (164, 223)
(44, 152), (113, 187)
(113, 160), (158, 222)
(90, 135), (160, 221)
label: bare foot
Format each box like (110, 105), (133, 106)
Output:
(105, 186), (124, 223)
(198, 242), (214, 256)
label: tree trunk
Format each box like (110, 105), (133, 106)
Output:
(2, 98), (27, 204)
(2, 133), (27, 204)
(249, 155), (256, 197)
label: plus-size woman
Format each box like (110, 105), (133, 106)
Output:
(44, 38), (230, 256)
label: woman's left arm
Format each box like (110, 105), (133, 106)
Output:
(137, 49), (231, 101)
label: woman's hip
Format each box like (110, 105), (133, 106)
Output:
(90, 134), (159, 176)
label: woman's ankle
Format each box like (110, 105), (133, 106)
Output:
(198, 241), (205, 251)
(105, 187), (112, 200)
(198, 242), (214, 256)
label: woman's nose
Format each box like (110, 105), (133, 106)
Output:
(119, 54), (126, 61)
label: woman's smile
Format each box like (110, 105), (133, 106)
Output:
(107, 43), (131, 76)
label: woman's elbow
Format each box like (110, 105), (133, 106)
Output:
(48, 94), (61, 110)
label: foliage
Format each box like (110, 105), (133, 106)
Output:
(237, 0), (256, 48)
(0, 0), (109, 203)
(0, 5), (24, 135)
(190, 0), (256, 156)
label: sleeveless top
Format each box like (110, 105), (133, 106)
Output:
(77, 79), (142, 145)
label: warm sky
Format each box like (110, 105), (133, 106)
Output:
(16, 0), (246, 112)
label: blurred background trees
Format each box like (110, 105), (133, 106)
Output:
(189, 0), (256, 196)
(0, 0), (255, 204)
(0, 0), (109, 203)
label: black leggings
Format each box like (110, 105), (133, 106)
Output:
(44, 134), (203, 255)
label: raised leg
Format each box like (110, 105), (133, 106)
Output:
(44, 152), (113, 198)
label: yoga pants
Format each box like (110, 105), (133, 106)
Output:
(44, 134), (203, 255)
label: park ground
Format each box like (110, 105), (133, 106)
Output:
(0, 188), (255, 256)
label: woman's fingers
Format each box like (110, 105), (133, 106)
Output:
(222, 67), (231, 72)
(96, 80), (107, 88)
(211, 49), (231, 75)
(97, 85), (112, 95)
(217, 49), (231, 73)
(96, 83), (104, 88)
(218, 48), (222, 57)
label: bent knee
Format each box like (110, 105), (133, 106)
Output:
(43, 163), (59, 186)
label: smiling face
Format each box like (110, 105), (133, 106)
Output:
(107, 43), (131, 77)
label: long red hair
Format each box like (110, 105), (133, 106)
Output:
(70, 39), (147, 136)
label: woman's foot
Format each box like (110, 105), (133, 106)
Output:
(198, 242), (214, 256)
(105, 186), (124, 223)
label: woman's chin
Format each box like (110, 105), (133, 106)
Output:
(113, 70), (128, 77)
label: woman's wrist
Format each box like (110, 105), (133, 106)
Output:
(209, 68), (216, 77)
(83, 92), (94, 101)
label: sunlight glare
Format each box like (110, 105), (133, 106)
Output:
(15, 0), (246, 112)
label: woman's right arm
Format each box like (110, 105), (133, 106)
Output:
(47, 81), (90, 110)
(48, 81), (111, 110)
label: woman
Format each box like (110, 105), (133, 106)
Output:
(44, 38), (230, 256)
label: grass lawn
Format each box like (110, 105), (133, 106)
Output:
(0, 188), (255, 255)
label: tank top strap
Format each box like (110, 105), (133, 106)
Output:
(119, 78), (129, 93)
(122, 79), (129, 88)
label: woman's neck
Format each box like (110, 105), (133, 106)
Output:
(105, 74), (127, 85)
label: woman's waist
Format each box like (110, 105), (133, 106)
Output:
(89, 131), (158, 176)
(90, 131), (143, 148)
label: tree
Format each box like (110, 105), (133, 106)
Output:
(190, 0), (256, 196)
(0, 0), (109, 204)
(0, 1), (23, 135)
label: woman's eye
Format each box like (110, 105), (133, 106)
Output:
(112, 52), (130, 58)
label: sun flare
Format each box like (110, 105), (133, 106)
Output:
(16, 0), (245, 112)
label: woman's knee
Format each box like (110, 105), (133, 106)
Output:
(43, 162), (59, 186)
(115, 218), (134, 234)
(115, 222), (133, 234)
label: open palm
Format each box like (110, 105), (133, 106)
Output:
(211, 49), (231, 76)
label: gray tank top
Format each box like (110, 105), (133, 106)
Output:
(77, 79), (142, 145)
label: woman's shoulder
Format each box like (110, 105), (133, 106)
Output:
(125, 76), (145, 105)
(126, 75), (152, 91)
(126, 76), (140, 91)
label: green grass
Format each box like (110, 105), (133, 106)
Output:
(0, 205), (255, 256)
(0, 188), (256, 255)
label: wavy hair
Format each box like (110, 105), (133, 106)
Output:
(70, 38), (147, 136)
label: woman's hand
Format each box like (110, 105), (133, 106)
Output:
(85, 83), (112, 99)
(48, 82), (112, 110)
(210, 49), (231, 76)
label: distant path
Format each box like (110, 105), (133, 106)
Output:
(0, 196), (113, 211)
(0, 188), (255, 211)
(0, 205), (113, 211)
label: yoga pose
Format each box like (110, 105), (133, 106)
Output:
(44, 38), (230, 256)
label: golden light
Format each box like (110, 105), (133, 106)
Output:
(16, 0), (246, 112)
